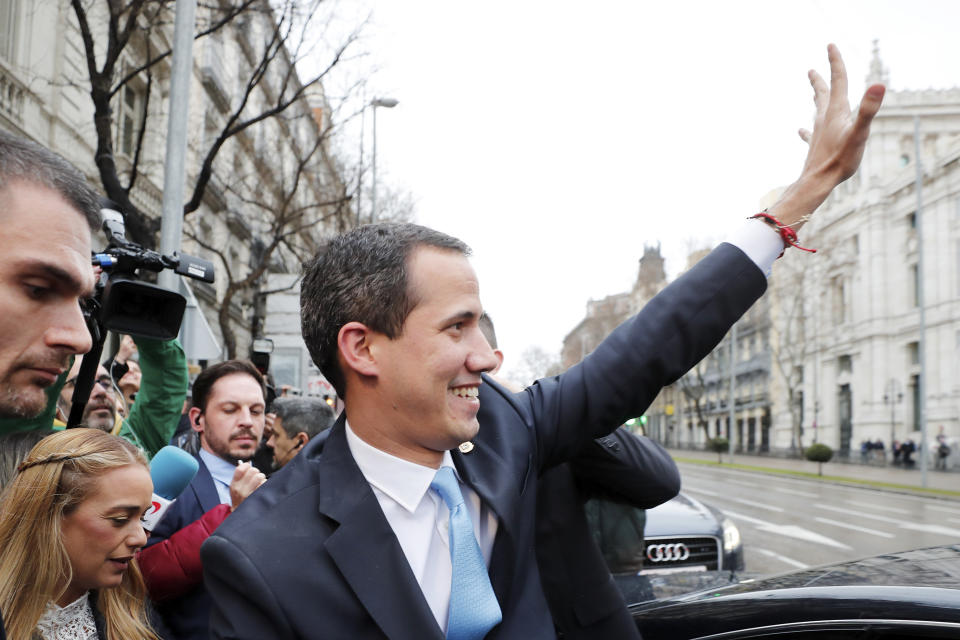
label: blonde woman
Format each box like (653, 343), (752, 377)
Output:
(0, 429), (159, 640)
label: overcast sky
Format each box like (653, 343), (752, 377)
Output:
(323, 0), (960, 382)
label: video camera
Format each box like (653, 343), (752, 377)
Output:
(67, 200), (215, 428)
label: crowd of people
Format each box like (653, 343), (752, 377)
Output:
(0, 44), (884, 639)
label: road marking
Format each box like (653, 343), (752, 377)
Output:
(818, 504), (960, 538)
(730, 497), (784, 512)
(682, 485), (720, 497)
(722, 509), (852, 550)
(774, 487), (819, 498)
(814, 517), (896, 538)
(817, 504), (900, 524)
(925, 505), (960, 516)
(725, 479), (762, 489)
(845, 500), (912, 514)
(754, 547), (809, 569)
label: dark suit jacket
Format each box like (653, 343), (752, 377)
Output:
(202, 243), (766, 640)
(147, 454), (222, 640)
(537, 429), (679, 639)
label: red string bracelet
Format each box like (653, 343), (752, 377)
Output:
(749, 211), (817, 256)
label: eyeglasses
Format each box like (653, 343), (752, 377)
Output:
(64, 375), (114, 390)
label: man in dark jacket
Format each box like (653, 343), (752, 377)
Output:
(480, 312), (677, 639)
(145, 360), (267, 640)
(201, 46), (884, 639)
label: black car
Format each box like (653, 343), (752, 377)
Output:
(630, 544), (960, 639)
(642, 492), (745, 574)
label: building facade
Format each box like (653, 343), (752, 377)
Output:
(773, 46), (960, 457)
(560, 45), (960, 460)
(0, 1), (351, 373)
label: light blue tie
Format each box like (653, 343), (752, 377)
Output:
(430, 466), (502, 640)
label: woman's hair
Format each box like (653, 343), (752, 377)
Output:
(0, 429), (158, 640)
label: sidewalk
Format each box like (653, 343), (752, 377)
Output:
(666, 446), (960, 500)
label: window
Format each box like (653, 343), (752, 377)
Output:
(831, 276), (847, 324)
(851, 234), (859, 254)
(907, 211), (917, 229)
(838, 355), (852, 373)
(907, 341), (919, 365)
(909, 264), (920, 307)
(114, 82), (145, 158)
(0, 0), (19, 61)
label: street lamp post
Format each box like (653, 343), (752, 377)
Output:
(370, 97), (398, 223)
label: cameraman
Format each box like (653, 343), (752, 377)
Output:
(0, 131), (98, 421)
(55, 334), (188, 458)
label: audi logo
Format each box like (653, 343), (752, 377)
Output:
(646, 542), (690, 563)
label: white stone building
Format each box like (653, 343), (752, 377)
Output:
(767, 46), (960, 457)
(0, 1), (351, 368)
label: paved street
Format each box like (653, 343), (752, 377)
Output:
(673, 459), (960, 575)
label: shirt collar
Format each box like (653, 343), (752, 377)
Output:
(345, 420), (457, 514)
(199, 448), (238, 487)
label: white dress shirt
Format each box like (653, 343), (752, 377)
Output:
(345, 422), (498, 632)
(342, 221), (780, 630)
(199, 448), (235, 505)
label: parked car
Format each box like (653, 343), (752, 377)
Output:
(629, 544), (960, 639)
(642, 492), (745, 574)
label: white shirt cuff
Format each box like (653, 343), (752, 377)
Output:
(724, 220), (785, 278)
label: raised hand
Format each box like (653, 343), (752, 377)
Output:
(770, 44), (885, 230)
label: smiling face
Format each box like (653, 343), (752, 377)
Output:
(362, 247), (498, 464)
(58, 464), (152, 606)
(0, 180), (95, 418)
(191, 372), (266, 463)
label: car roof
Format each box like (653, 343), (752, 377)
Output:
(631, 545), (960, 638)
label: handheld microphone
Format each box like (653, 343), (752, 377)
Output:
(142, 446), (199, 531)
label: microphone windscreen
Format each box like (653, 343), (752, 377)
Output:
(150, 446), (199, 500)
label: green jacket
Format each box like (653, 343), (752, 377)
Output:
(0, 336), (188, 460)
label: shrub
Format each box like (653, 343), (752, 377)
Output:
(708, 437), (729, 463)
(805, 443), (834, 476)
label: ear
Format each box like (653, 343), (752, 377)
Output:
(337, 321), (380, 379)
(490, 349), (505, 375)
(295, 432), (309, 448)
(189, 407), (204, 434)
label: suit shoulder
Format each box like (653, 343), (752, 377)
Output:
(212, 453), (328, 545)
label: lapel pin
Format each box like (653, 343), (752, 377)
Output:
(458, 441), (475, 454)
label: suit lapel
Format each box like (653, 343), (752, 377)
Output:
(453, 436), (523, 608)
(192, 456), (223, 513)
(315, 419), (443, 640)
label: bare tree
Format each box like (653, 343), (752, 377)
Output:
(184, 110), (353, 357)
(679, 362), (711, 439)
(64, 0), (373, 356)
(506, 346), (561, 389)
(68, 0), (364, 246)
(769, 253), (813, 451)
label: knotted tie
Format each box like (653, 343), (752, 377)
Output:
(430, 466), (502, 640)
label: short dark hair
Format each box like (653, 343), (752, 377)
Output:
(191, 360), (266, 413)
(478, 312), (497, 349)
(0, 130), (100, 230)
(301, 223), (470, 396)
(270, 397), (335, 441)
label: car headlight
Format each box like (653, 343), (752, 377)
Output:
(722, 517), (741, 551)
